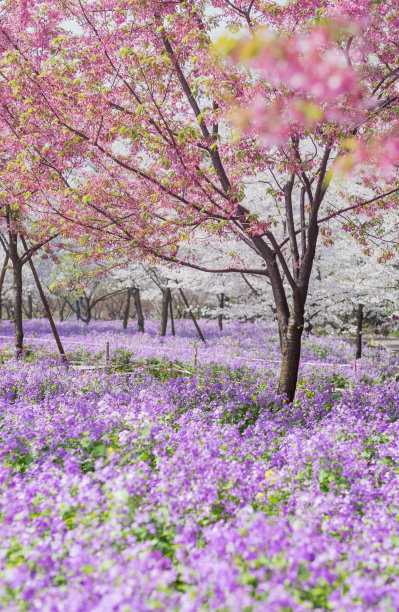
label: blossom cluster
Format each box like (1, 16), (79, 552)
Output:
(227, 23), (365, 145)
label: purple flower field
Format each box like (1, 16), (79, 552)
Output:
(0, 321), (398, 611)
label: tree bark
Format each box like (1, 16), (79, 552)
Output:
(356, 303), (364, 360)
(8, 232), (23, 358)
(76, 298), (81, 320)
(132, 286), (144, 332)
(179, 288), (206, 343)
(84, 297), (91, 324)
(278, 307), (304, 402)
(21, 236), (66, 361)
(160, 287), (170, 336)
(0, 253), (9, 321)
(123, 288), (131, 329)
(169, 290), (175, 336)
(218, 293), (224, 331)
(27, 293), (33, 319)
(265, 251), (304, 403)
(12, 261), (24, 358)
(59, 299), (66, 322)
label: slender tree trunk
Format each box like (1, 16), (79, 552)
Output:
(123, 288), (131, 330)
(21, 236), (66, 361)
(169, 290), (175, 336)
(0, 253), (9, 321)
(84, 297), (92, 324)
(12, 261), (24, 358)
(76, 298), (81, 320)
(27, 293), (33, 319)
(8, 232), (24, 358)
(356, 303), (364, 360)
(59, 300), (66, 322)
(179, 288), (206, 343)
(160, 288), (170, 336)
(132, 287), (144, 332)
(218, 292), (225, 331)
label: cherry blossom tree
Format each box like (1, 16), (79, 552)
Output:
(0, 132), (61, 355)
(306, 222), (399, 340)
(1, 1), (399, 397)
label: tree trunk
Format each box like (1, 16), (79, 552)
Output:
(84, 297), (91, 324)
(179, 288), (206, 343)
(123, 288), (131, 330)
(12, 261), (24, 358)
(59, 300), (66, 322)
(20, 236), (66, 361)
(277, 307), (304, 402)
(356, 303), (363, 360)
(169, 290), (175, 336)
(0, 253), (9, 322)
(8, 232), (24, 358)
(160, 288), (170, 336)
(218, 292), (224, 331)
(76, 298), (81, 320)
(132, 287), (144, 332)
(27, 293), (33, 319)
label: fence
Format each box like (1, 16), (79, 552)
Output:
(0, 332), (389, 374)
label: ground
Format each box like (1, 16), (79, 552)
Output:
(0, 321), (398, 611)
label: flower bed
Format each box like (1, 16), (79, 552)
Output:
(0, 322), (398, 610)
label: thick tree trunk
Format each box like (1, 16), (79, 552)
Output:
(12, 261), (23, 358)
(76, 298), (81, 320)
(356, 303), (364, 360)
(278, 307), (304, 402)
(218, 293), (224, 331)
(160, 288), (170, 336)
(123, 288), (131, 330)
(132, 287), (144, 332)
(169, 290), (175, 336)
